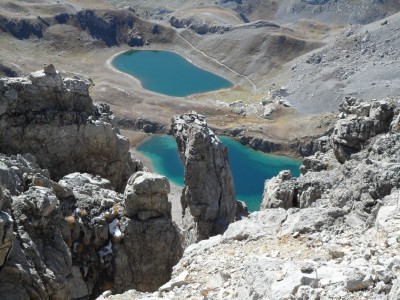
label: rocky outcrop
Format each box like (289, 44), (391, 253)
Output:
(117, 116), (168, 134)
(0, 154), (182, 299)
(76, 9), (140, 47)
(171, 113), (236, 245)
(0, 65), (138, 191)
(216, 126), (327, 157)
(262, 98), (399, 217)
(261, 170), (296, 210)
(101, 97), (400, 300)
(0, 66), (183, 298)
(331, 96), (395, 163)
(0, 8), (173, 47)
(0, 63), (18, 78)
(169, 16), (231, 35)
(114, 171), (183, 292)
(0, 16), (48, 39)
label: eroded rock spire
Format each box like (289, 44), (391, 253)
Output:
(171, 112), (236, 245)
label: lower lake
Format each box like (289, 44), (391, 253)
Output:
(136, 135), (302, 211)
(112, 50), (233, 97)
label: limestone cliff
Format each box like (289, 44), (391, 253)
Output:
(0, 65), (139, 191)
(171, 112), (236, 245)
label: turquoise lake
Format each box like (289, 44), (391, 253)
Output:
(137, 135), (302, 211)
(112, 50), (233, 97)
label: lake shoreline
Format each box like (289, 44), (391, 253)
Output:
(111, 50), (234, 97)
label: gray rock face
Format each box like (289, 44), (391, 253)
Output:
(124, 171), (171, 220)
(113, 172), (182, 292)
(261, 170), (295, 209)
(169, 16), (231, 35)
(0, 67), (184, 299)
(0, 66), (138, 191)
(0, 207), (13, 268)
(262, 98), (399, 222)
(171, 112), (236, 245)
(331, 97), (395, 163)
(0, 151), (182, 299)
(4, 185), (72, 300)
(0, 156), (77, 299)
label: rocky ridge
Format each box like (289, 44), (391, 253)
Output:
(100, 97), (400, 299)
(0, 68), (183, 299)
(0, 7), (174, 47)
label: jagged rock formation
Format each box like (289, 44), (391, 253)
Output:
(103, 97), (400, 299)
(124, 171), (171, 220)
(262, 98), (399, 217)
(331, 97), (395, 163)
(0, 155), (182, 299)
(0, 154), (72, 299)
(0, 67), (183, 299)
(171, 113), (236, 245)
(0, 65), (139, 191)
(113, 171), (183, 292)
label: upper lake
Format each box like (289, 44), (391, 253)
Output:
(137, 135), (302, 211)
(112, 50), (233, 97)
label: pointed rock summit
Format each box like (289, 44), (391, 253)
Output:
(171, 112), (236, 245)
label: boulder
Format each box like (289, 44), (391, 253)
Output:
(263, 103), (277, 118)
(223, 208), (287, 242)
(390, 278), (400, 300)
(14, 186), (58, 219)
(261, 170), (295, 209)
(124, 171), (171, 220)
(112, 172), (183, 292)
(281, 207), (347, 235)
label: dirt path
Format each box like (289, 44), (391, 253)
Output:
(176, 30), (257, 91)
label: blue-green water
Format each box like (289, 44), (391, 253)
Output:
(112, 50), (233, 97)
(137, 135), (184, 186)
(137, 135), (302, 211)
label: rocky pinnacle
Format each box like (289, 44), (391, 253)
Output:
(171, 112), (236, 245)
